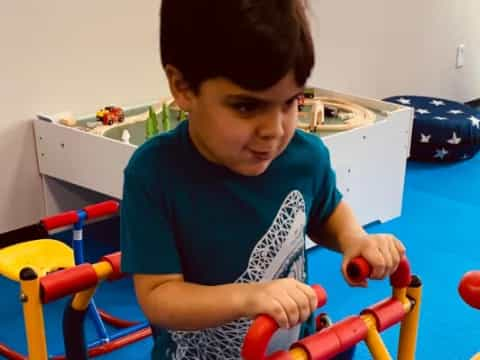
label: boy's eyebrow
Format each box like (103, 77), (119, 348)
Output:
(224, 91), (304, 104)
(224, 94), (269, 105)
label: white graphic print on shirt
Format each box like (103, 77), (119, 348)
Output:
(167, 190), (307, 359)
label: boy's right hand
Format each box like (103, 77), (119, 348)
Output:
(239, 278), (318, 329)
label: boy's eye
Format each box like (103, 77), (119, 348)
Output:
(283, 95), (300, 111)
(286, 96), (299, 106)
(231, 102), (261, 114)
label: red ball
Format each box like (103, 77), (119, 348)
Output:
(459, 271), (480, 309)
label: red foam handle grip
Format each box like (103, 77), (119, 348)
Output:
(459, 271), (480, 309)
(346, 256), (411, 288)
(84, 200), (119, 220)
(40, 211), (79, 231)
(346, 257), (371, 283)
(241, 285), (327, 360)
(40, 263), (99, 303)
(102, 252), (124, 281)
(293, 316), (368, 359)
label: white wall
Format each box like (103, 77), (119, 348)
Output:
(309, 1), (480, 101)
(0, 1), (168, 232)
(0, 1), (479, 232)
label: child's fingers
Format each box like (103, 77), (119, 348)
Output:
(339, 234), (407, 285)
(289, 284), (316, 323)
(270, 298), (290, 329)
(295, 282), (319, 314)
(273, 292), (300, 329)
(382, 237), (398, 268)
(360, 244), (386, 280)
(385, 235), (405, 275)
(379, 244), (394, 278)
(395, 238), (406, 254)
(388, 239), (401, 274)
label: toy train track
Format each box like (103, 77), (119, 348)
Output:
(91, 95), (375, 137)
(298, 96), (376, 132)
(59, 94), (376, 139)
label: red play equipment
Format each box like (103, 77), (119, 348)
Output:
(0, 201), (150, 359)
(459, 271), (480, 310)
(12, 251), (146, 360)
(242, 256), (422, 360)
(459, 270), (480, 360)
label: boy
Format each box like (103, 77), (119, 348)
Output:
(121, 1), (406, 359)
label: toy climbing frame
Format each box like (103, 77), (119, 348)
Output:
(33, 88), (414, 249)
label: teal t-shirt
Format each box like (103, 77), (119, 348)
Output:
(120, 120), (342, 359)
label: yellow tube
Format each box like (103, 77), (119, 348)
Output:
(361, 314), (392, 360)
(72, 287), (98, 311)
(289, 347), (309, 360)
(471, 353), (480, 360)
(20, 268), (48, 360)
(92, 261), (114, 281)
(71, 261), (113, 311)
(398, 276), (422, 360)
(393, 288), (411, 312)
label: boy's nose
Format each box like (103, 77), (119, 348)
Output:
(256, 111), (285, 140)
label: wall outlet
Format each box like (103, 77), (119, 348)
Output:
(456, 44), (465, 68)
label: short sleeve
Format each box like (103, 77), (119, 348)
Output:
(306, 142), (342, 238)
(120, 169), (182, 275)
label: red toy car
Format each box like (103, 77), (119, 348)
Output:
(96, 106), (125, 125)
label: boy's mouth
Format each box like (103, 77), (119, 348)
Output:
(249, 148), (274, 161)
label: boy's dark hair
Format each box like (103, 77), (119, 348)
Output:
(160, 0), (314, 93)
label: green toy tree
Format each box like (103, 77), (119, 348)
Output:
(145, 106), (159, 139)
(178, 109), (187, 121)
(162, 102), (171, 131)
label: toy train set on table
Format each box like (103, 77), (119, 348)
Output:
(297, 89), (376, 133)
(52, 89), (378, 142)
(34, 87), (414, 240)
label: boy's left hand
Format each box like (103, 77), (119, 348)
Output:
(340, 233), (406, 287)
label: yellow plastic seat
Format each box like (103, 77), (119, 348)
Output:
(0, 239), (74, 281)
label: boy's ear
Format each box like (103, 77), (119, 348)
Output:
(165, 65), (194, 112)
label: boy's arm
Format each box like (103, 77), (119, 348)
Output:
(308, 200), (366, 253)
(133, 273), (318, 331)
(309, 200), (405, 285)
(134, 273), (247, 330)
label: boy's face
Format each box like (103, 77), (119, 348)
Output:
(177, 71), (303, 176)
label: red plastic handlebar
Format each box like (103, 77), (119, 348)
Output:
(459, 271), (480, 309)
(84, 200), (119, 220)
(241, 285), (327, 360)
(40, 211), (79, 231)
(40, 201), (119, 231)
(346, 256), (412, 288)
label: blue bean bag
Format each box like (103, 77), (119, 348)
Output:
(384, 96), (480, 161)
